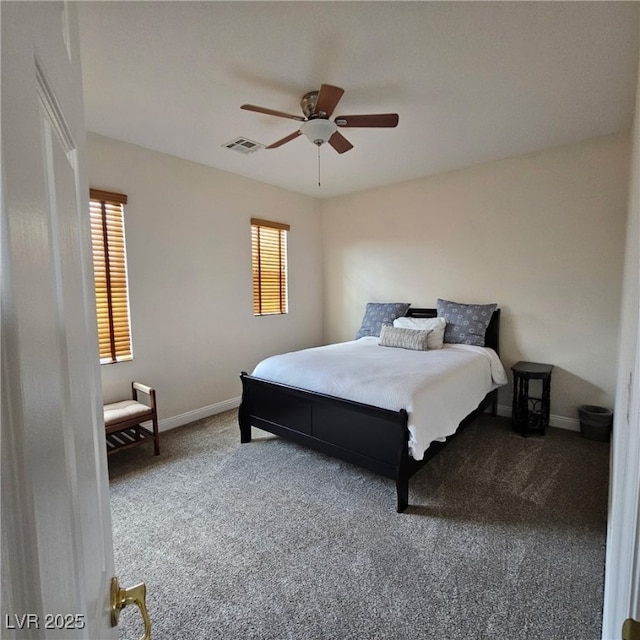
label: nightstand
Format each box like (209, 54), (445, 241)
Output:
(511, 361), (553, 436)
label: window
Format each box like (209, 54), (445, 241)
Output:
(89, 189), (132, 364)
(251, 218), (290, 315)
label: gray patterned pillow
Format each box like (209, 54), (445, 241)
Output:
(379, 325), (431, 351)
(355, 302), (411, 339)
(436, 299), (497, 346)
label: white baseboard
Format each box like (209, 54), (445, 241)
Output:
(160, 398), (580, 434)
(548, 414), (580, 432)
(159, 396), (241, 433)
(496, 403), (580, 432)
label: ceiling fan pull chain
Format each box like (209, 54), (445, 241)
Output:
(317, 145), (321, 187)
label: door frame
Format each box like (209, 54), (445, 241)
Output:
(601, 36), (640, 639)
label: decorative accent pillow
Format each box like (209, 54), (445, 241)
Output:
(393, 316), (446, 350)
(379, 325), (431, 351)
(436, 299), (497, 346)
(355, 302), (410, 339)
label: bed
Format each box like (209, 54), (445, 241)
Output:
(239, 307), (506, 512)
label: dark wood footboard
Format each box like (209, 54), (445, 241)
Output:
(239, 373), (497, 512)
(239, 373), (411, 511)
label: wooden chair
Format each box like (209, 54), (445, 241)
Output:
(104, 382), (160, 456)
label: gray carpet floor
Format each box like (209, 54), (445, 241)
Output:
(108, 411), (609, 640)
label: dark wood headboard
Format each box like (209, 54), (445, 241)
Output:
(406, 307), (501, 354)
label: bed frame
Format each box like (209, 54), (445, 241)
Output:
(239, 308), (501, 512)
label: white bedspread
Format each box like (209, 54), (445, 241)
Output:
(252, 337), (508, 461)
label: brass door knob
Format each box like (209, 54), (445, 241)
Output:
(623, 618), (640, 640)
(111, 577), (151, 640)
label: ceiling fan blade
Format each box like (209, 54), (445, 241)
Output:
(313, 84), (344, 118)
(241, 104), (305, 122)
(328, 131), (353, 154)
(334, 113), (399, 128)
(266, 130), (302, 149)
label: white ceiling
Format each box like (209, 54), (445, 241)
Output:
(77, 1), (639, 199)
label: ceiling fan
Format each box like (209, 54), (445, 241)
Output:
(241, 84), (399, 154)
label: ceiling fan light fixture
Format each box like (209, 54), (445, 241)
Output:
(300, 119), (337, 146)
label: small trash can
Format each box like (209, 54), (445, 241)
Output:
(578, 405), (613, 442)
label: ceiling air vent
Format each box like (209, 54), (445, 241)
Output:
(222, 137), (264, 154)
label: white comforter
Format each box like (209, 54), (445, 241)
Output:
(252, 337), (508, 461)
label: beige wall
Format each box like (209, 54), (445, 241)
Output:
(321, 134), (631, 423)
(87, 134), (322, 425)
(88, 131), (630, 426)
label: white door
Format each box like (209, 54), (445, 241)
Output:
(2, 2), (116, 638)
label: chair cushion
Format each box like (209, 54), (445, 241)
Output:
(104, 400), (153, 426)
